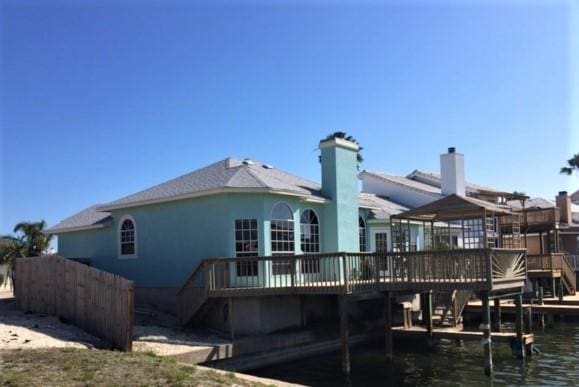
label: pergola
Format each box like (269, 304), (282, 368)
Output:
(391, 194), (522, 252)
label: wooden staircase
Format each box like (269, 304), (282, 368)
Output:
(561, 255), (576, 296)
(433, 290), (472, 327)
(177, 262), (209, 326)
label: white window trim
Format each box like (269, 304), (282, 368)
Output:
(118, 215), (138, 259)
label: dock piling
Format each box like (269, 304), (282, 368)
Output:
(493, 298), (501, 332)
(384, 292), (393, 362)
(514, 294), (525, 359)
(424, 291), (433, 337)
(481, 293), (493, 376)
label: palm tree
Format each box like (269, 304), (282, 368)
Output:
(0, 220), (53, 287)
(13, 220), (53, 256)
(560, 153), (579, 175)
(0, 236), (26, 287)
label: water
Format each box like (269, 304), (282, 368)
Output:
(248, 323), (579, 386)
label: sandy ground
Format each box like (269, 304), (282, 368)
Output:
(132, 308), (230, 356)
(0, 292), (229, 357)
(0, 300), (105, 350)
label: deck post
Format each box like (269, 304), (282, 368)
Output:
(228, 297), (235, 340)
(514, 294), (525, 359)
(558, 279), (564, 301)
(552, 278), (557, 298)
(524, 306), (533, 333)
(481, 292), (493, 376)
(492, 298), (501, 332)
(339, 295), (350, 375)
(384, 291), (393, 362)
(538, 286), (545, 328)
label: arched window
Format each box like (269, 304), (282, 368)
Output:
(119, 216), (137, 258)
(271, 203), (294, 274)
(300, 209), (320, 253)
(301, 209), (320, 274)
(359, 217), (367, 252)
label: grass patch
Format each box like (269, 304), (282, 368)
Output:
(0, 348), (267, 386)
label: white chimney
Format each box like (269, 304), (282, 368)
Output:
(440, 147), (466, 196)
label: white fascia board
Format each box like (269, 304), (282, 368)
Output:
(97, 187), (328, 212)
(46, 223), (109, 235)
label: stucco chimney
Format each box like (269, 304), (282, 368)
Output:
(319, 135), (360, 252)
(556, 191), (572, 224)
(440, 147), (466, 196)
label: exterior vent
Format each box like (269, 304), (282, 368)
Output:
(242, 159), (254, 166)
(262, 164), (273, 169)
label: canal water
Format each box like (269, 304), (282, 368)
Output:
(249, 323), (579, 386)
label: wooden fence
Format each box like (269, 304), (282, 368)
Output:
(15, 255), (134, 350)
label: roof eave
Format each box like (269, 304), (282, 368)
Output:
(97, 187), (328, 212)
(46, 222), (109, 235)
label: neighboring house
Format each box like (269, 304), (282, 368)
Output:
(571, 189), (579, 205)
(47, 137), (406, 332)
(360, 148), (579, 259)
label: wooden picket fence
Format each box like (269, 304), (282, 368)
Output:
(15, 255), (134, 350)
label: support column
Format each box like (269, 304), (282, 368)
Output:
(493, 298), (501, 332)
(339, 296), (350, 375)
(228, 298), (235, 341)
(481, 292), (493, 376)
(384, 292), (393, 362)
(514, 294), (525, 359)
(558, 279), (564, 301)
(538, 286), (545, 328)
(424, 291), (433, 336)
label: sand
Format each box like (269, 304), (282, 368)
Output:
(0, 300), (104, 350)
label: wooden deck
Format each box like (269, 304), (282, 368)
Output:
(465, 299), (579, 316)
(178, 248), (527, 325)
(526, 254), (576, 295)
(392, 325), (534, 345)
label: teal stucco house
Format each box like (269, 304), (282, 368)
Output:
(47, 136), (407, 333)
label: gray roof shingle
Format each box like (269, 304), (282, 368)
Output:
(47, 158), (412, 233)
(46, 205), (111, 233)
(99, 158), (324, 210)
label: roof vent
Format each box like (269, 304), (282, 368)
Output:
(448, 147), (456, 154)
(242, 159), (254, 166)
(558, 191), (568, 196)
(262, 164), (273, 169)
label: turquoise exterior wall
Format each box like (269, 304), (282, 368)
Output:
(58, 193), (326, 288)
(320, 141), (360, 252)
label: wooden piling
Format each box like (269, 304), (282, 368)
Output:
(340, 296), (350, 375)
(493, 298), (501, 332)
(385, 292), (393, 362)
(514, 294), (525, 359)
(228, 297), (235, 340)
(424, 291), (433, 337)
(481, 293), (493, 376)
(538, 286), (545, 328)
(558, 280), (564, 302)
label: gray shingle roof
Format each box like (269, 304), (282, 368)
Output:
(359, 193), (408, 220)
(507, 197), (555, 210)
(99, 158), (324, 210)
(406, 169), (501, 194)
(46, 205), (111, 233)
(48, 158), (413, 233)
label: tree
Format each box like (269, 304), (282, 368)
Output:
(560, 153), (579, 175)
(0, 220), (53, 287)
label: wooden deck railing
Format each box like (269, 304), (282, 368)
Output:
(567, 255), (579, 271)
(177, 248), (527, 325)
(527, 253), (576, 295)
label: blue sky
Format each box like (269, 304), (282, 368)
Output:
(1, 0), (578, 235)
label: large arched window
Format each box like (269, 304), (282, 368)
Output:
(301, 209), (320, 274)
(271, 203), (295, 274)
(359, 216), (367, 252)
(119, 216), (137, 258)
(300, 209), (320, 253)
